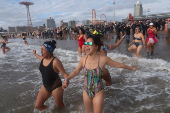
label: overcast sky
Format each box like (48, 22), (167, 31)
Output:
(0, 0), (170, 30)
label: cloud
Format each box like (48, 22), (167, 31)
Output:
(0, 0), (170, 30)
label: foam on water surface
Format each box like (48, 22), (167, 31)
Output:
(0, 39), (170, 113)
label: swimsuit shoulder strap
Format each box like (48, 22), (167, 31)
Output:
(84, 55), (88, 67)
(50, 57), (55, 66)
(51, 57), (55, 62)
(41, 58), (44, 64)
(98, 55), (100, 67)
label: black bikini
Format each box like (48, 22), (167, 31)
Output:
(133, 37), (143, 47)
(133, 37), (142, 40)
(39, 57), (62, 92)
(1, 42), (6, 48)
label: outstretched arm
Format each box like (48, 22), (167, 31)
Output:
(62, 57), (84, 89)
(4, 41), (12, 44)
(70, 31), (78, 39)
(105, 56), (138, 70)
(84, 35), (87, 41)
(33, 50), (43, 61)
(109, 34), (126, 50)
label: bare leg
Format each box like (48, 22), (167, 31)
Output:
(102, 68), (112, 86)
(93, 90), (104, 113)
(147, 41), (151, 52)
(82, 45), (86, 56)
(83, 90), (93, 113)
(35, 85), (51, 111)
(78, 47), (82, 57)
(1, 47), (5, 54)
(4, 47), (11, 54)
(52, 86), (64, 107)
(151, 43), (154, 52)
(128, 45), (137, 56)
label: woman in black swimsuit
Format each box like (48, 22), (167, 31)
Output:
(0, 35), (12, 54)
(128, 27), (145, 58)
(22, 32), (28, 46)
(33, 40), (68, 111)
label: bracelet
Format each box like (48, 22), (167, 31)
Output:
(64, 78), (69, 82)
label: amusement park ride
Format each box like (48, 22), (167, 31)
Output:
(91, 9), (108, 25)
(20, 1), (34, 31)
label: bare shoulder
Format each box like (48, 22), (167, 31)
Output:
(80, 55), (87, 62)
(100, 55), (108, 61)
(80, 55), (88, 66)
(53, 57), (61, 64)
(139, 33), (144, 36)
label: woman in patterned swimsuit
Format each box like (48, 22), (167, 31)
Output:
(62, 35), (138, 113)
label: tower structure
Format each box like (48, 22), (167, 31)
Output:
(92, 9), (96, 24)
(134, 1), (143, 17)
(20, 1), (34, 31)
(113, 0), (115, 22)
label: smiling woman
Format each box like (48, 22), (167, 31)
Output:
(62, 34), (138, 113)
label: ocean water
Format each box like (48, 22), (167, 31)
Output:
(0, 35), (170, 113)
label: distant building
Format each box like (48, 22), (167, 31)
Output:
(134, 1), (143, 17)
(45, 17), (56, 29)
(8, 26), (38, 33)
(82, 20), (90, 26)
(38, 24), (46, 31)
(68, 20), (76, 27)
(60, 20), (68, 27)
(15, 26), (28, 33)
(8, 27), (16, 32)
(122, 1), (170, 22)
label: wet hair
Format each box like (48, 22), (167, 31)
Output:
(79, 28), (85, 34)
(1, 35), (7, 39)
(87, 34), (102, 51)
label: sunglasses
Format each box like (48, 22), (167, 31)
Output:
(84, 42), (93, 46)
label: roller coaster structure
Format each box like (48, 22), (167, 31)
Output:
(92, 9), (107, 24)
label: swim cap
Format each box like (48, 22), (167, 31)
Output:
(43, 40), (56, 55)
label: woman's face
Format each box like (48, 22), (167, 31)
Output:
(85, 38), (98, 55)
(79, 29), (82, 34)
(149, 25), (153, 29)
(41, 45), (50, 58)
(135, 28), (140, 33)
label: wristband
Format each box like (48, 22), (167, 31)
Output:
(64, 78), (69, 82)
